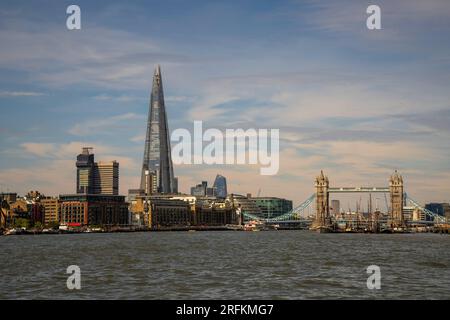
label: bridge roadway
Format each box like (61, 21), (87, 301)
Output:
(328, 187), (389, 193)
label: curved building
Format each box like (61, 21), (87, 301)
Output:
(213, 174), (227, 198)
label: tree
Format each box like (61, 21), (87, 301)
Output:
(14, 218), (30, 229)
(34, 221), (44, 230)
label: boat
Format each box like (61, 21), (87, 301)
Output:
(4, 228), (17, 236)
(244, 220), (264, 231)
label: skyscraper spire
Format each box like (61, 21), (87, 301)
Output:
(140, 65), (176, 194)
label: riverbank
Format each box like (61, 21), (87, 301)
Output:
(1, 224), (246, 236)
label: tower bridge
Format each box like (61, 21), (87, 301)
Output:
(242, 170), (446, 231)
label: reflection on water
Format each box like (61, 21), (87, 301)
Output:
(0, 231), (449, 299)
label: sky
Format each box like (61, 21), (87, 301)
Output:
(1, 0), (450, 207)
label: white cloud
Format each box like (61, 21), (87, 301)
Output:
(0, 91), (45, 97)
(68, 112), (144, 136)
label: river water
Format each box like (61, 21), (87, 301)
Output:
(0, 231), (449, 299)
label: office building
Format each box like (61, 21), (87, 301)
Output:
(229, 193), (263, 221)
(93, 161), (119, 195)
(425, 203), (450, 221)
(41, 197), (60, 225)
(251, 197), (293, 219)
(330, 200), (340, 216)
(76, 148), (119, 195)
(194, 199), (237, 226)
(191, 181), (208, 197)
(150, 198), (191, 227)
(59, 194), (129, 226)
(140, 65), (177, 194)
(76, 147), (96, 194)
(213, 174), (228, 198)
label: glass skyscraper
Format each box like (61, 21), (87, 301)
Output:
(140, 65), (177, 194)
(76, 147), (119, 195)
(213, 174), (227, 198)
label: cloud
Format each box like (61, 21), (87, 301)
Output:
(93, 94), (145, 102)
(20, 141), (117, 159)
(130, 134), (145, 143)
(1, 141), (141, 195)
(165, 95), (194, 103)
(20, 143), (55, 157)
(0, 23), (191, 89)
(0, 91), (45, 97)
(68, 113), (145, 136)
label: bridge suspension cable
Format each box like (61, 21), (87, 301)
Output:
(243, 194), (316, 222)
(405, 195), (446, 223)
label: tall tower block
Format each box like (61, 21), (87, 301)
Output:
(140, 65), (176, 194)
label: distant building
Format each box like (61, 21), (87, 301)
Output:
(76, 148), (119, 195)
(213, 174), (227, 198)
(0, 193), (17, 204)
(425, 203), (450, 221)
(76, 147), (96, 194)
(41, 197), (60, 225)
(129, 194), (240, 228)
(9, 198), (43, 225)
(190, 180), (218, 197)
(59, 194), (129, 226)
(330, 200), (340, 216)
(194, 199), (237, 226)
(251, 197), (293, 219)
(191, 181), (209, 197)
(93, 161), (119, 195)
(150, 198), (191, 227)
(229, 194), (263, 221)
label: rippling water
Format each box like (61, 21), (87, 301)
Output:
(0, 231), (449, 299)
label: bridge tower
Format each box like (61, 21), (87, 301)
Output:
(389, 170), (404, 228)
(314, 170), (330, 228)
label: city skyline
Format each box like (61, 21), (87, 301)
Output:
(1, 1), (450, 205)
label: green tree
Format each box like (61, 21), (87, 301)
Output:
(34, 221), (43, 230)
(46, 221), (60, 229)
(14, 218), (30, 229)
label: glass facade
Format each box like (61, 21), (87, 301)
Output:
(141, 65), (177, 194)
(252, 197), (293, 219)
(213, 174), (228, 198)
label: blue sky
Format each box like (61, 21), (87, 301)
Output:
(1, 0), (450, 206)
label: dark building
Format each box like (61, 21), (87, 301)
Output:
(150, 198), (191, 227)
(76, 148), (119, 195)
(0, 193), (17, 204)
(140, 65), (177, 194)
(229, 194), (263, 221)
(213, 174), (228, 198)
(194, 200), (237, 226)
(59, 194), (129, 226)
(425, 203), (450, 220)
(76, 147), (95, 194)
(191, 181), (208, 197)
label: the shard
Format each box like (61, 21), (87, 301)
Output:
(140, 65), (176, 194)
